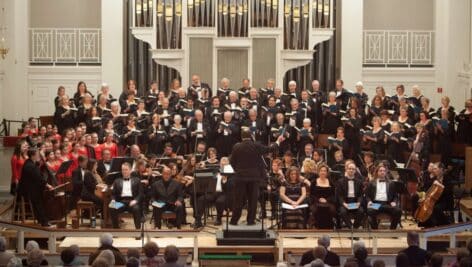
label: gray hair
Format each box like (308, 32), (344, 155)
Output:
(288, 80), (297, 86)
(309, 259), (325, 267)
(25, 240), (39, 253)
(353, 240), (366, 253)
(0, 236), (6, 252)
(7, 257), (23, 267)
(95, 249), (115, 266)
(26, 248), (44, 267)
(99, 233), (113, 246)
(317, 235), (331, 248)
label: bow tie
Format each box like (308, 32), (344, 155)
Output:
(123, 178), (131, 181)
(378, 180), (386, 183)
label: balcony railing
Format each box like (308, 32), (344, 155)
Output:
(29, 28), (101, 65)
(363, 30), (434, 67)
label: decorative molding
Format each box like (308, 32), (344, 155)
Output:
(130, 27), (154, 48)
(310, 29), (334, 49)
(151, 49), (185, 74)
(214, 38), (252, 48)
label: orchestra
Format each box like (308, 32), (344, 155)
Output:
(10, 78), (471, 231)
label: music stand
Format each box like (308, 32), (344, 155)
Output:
(56, 160), (73, 177)
(194, 168), (218, 227)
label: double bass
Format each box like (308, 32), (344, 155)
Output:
(414, 180), (444, 222)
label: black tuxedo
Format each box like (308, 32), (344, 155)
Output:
(336, 177), (365, 228)
(18, 159), (48, 226)
(365, 179), (401, 229)
(187, 83), (212, 101)
(230, 139), (279, 225)
(150, 179), (184, 228)
(110, 177), (143, 229)
(97, 160), (111, 182)
(187, 119), (210, 151)
(71, 168), (86, 209)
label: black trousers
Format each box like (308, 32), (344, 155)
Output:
(367, 203), (401, 229)
(259, 189), (278, 217)
(29, 193), (48, 226)
(231, 179), (259, 224)
(339, 206), (365, 229)
(110, 200), (141, 229)
(153, 204), (184, 228)
(196, 192), (226, 222)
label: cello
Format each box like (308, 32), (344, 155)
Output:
(414, 179), (444, 223)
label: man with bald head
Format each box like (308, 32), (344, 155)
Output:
(215, 111), (240, 157)
(151, 166), (184, 229)
(187, 74), (212, 101)
(188, 109), (210, 152)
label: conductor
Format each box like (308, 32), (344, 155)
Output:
(230, 128), (284, 225)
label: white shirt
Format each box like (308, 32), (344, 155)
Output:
(216, 173), (223, 192)
(121, 179), (133, 197)
(81, 169), (85, 180)
(104, 162), (111, 172)
(375, 180), (388, 202)
(347, 179), (355, 198)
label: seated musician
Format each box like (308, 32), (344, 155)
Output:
(337, 161), (365, 229)
(97, 148), (112, 181)
(71, 156), (88, 209)
(81, 159), (104, 211)
(194, 157), (230, 228)
(309, 164), (336, 229)
(150, 166), (184, 229)
(261, 159), (285, 220)
(366, 164), (402, 229)
(203, 147), (219, 165)
(279, 166), (308, 229)
(109, 162), (143, 229)
(416, 162), (453, 227)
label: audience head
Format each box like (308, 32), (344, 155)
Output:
(312, 246), (327, 261)
(25, 240), (40, 253)
(354, 247), (368, 264)
(95, 249), (115, 266)
(372, 260), (385, 267)
(143, 241), (159, 258)
(352, 241), (365, 254)
(406, 231), (420, 246)
(317, 235), (331, 249)
(26, 248), (44, 267)
(60, 247), (76, 265)
(307, 259), (325, 267)
(7, 257), (22, 267)
(127, 248), (140, 259)
(164, 245), (179, 263)
(429, 253), (443, 267)
(99, 233), (113, 247)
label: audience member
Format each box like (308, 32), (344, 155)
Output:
(88, 233), (126, 265)
(0, 237), (14, 266)
(142, 241), (164, 267)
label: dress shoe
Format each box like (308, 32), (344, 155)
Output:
(229, 221), (238, 226)
(193, 221), (203, 229)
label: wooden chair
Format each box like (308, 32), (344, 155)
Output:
(76, 200), (95, 226)
(162, 211), (177, 228)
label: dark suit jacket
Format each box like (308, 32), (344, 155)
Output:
(151, 179), (183, 204)
(336, 177), (364, 205)
(18, 159), (46, 199)
(81, 171), (97, 200)
(365, 180), (397, 204)
(71, 168), (85, 198)
(399, 245), (428, 267)
(88, 244), (126, 265)
(300, 249), (340, 267)
(97, 160), (110, 179)
(111, 177), (143, 203)
(230, 140), (278, 180)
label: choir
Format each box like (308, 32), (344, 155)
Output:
(10, 76), (472, 230)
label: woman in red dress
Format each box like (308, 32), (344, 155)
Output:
(101, 132), (118, 158)
(10, 140), (29, 194)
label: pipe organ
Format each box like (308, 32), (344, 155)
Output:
(130, 0), (335, 90)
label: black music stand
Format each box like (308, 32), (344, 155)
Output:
(194, 168), (219, 227)
(56, 160), (73, 178)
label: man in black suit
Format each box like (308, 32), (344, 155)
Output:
(18, 148), (53, 226)
(230, 128), (284, 225)
(150, 166), (184, 229)
(187, 74), (212, 101)
(97, 148), (112, 181)
(70, 155), (88, 209)
(399, 231), (428, 267)
(110, 162), (143, 229)
(300, 235), (341, 267)
(366, 164), (402, 229)
(337, 162), (365, 229)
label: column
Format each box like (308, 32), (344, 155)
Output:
(340, 0), (363, 89)
(1, 0), (29, 120)
(101, 0), (124, 97)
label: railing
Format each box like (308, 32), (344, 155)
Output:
(363, 30), (434, 67)
(0, 220), (199, 265)
(29, 28), (101, 65)
(277, 222), (472, 262)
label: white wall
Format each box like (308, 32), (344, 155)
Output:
(340, 0), (363, 90)
(28, 67), (102, 116)
(101, 0), (124, 97)
(30, 0), (101, 28)
(364, 0), (434, 30)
